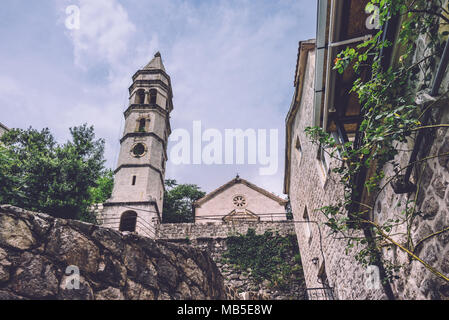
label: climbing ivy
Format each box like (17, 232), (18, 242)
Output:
(222, 229), (304, 290)
(305, 0), (449, 285)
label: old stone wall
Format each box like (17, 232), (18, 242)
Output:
(287, 49), (386, 300)
(0, 205), (227, 300)
(157, 221), (295, 240)
(288, 29), (449, 300)
(373, 102), (449, 300)
(157, 222), (306, 300)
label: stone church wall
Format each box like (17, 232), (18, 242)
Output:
(0, 205), (227, 300)
(157, 221), (295, 240)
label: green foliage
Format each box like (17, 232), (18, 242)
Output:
(88, 169), (114, 204)
(223, 229), (304, 290)
(306, 0), (449, 283)
(0, 124), (106, 222)
(162, 179), (206, 223)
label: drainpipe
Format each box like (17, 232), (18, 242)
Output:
(431, 38), (449, 96)
(392, 39), (449, 194)
(322, 0), (337, 131)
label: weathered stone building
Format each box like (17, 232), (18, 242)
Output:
(285, 0), (449, 300)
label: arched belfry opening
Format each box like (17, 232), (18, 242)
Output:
(149, 89), (157, 104)
(119, 211), (138, 232)
(136, 89), (145, 104)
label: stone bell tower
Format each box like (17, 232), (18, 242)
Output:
(101, 52), (173, 237)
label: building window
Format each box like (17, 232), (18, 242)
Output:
(317, 146), (329, 177)
(131, 143), (147, 158)
(119, 211), (137, 232)
(149, 89), (157, 104)
(138, 118), (146, 132)
(295, 136), (303, 163)
(233, 195), (247, 208)
(303, 206), (312, 245)
(132, 175), (137, 186)
(136, 89), (145, 104)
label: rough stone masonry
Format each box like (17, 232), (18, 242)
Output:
(0, 205), (227, 300)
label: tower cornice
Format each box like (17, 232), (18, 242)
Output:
(119, 131), (168, 160)
(113, 163), (166, 191)
(132, 68), (171, 83)
(128, 79), (173, 98)
(123, 104), (171, 121)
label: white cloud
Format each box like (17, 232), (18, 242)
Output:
(65, 0), (136, 69)
(1, 0), (316, 196)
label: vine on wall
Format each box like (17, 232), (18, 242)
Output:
(305, 0), (449, 286)
(222, 229), (304, 290)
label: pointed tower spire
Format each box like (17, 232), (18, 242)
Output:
(144, 51), (166, 71)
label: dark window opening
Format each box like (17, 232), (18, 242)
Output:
(303, 206), (312, 244)
(132, 175), (137, 186)
(138, 118), (146, 132)
(119, 211), (137, 232)
(150, 89), (157, 104)
(136, 89), (145, 104)
(149, 89), (157, 104)
(132, 143), (146, 157)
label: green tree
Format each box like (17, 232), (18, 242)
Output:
(88, 169), (114, 204)
(162, 179), (206, 223)
(0, 124), (106, 222)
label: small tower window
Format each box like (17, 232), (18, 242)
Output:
(119, 211), (137, 232)
(136, 89), (145, 104)
(138, 118), (146, 132)
(132, 175), (137, 186)
(149, 89), (157, 104)
(303, 206), (312, 245)
(295, 136), (303, 163)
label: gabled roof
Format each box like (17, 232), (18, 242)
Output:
(143, 52), (166, 72)
(194, 176), (288, 207)
(284, 40), (316, 195)
(0, 122), (9, 132)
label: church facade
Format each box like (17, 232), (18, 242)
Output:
(194, 175), (287, 224)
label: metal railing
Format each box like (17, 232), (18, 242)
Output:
(99, 216), (158, 238)
(306, 287), (336, 300)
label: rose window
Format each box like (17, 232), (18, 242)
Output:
(131, 143), (146, 157)
(233, 195), (247, 208)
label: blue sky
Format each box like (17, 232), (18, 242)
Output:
(0, 0), (316, 196)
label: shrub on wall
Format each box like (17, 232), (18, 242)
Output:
(222, 228), (304, 290)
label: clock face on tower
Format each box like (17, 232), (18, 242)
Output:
(131, 143), (147, 158)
